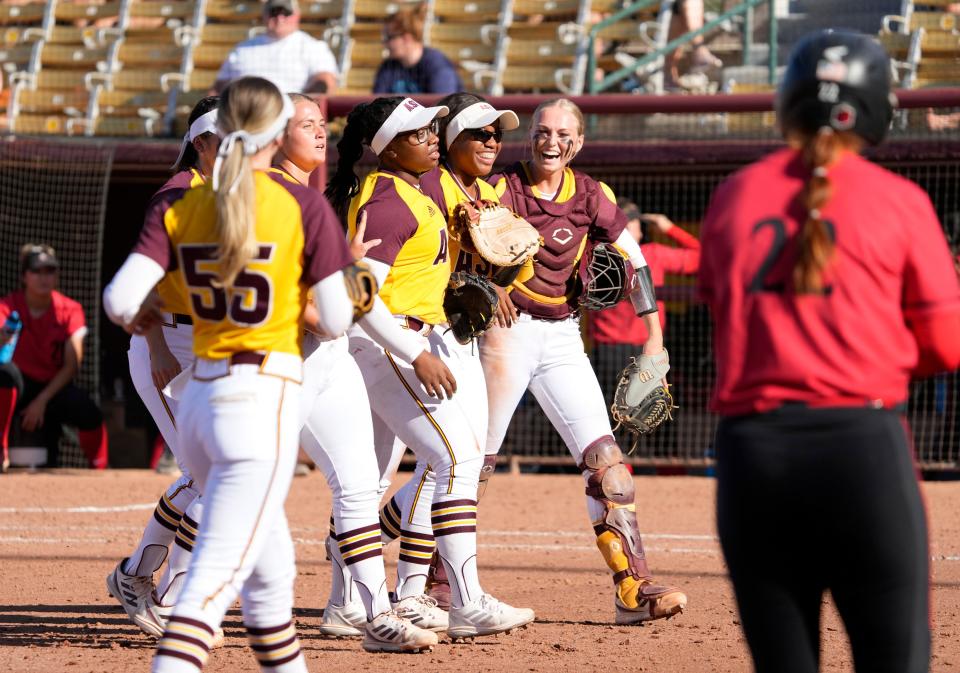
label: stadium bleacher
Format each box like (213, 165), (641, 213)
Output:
(0, 0), (747, 137)
(880, 0), (960, 89)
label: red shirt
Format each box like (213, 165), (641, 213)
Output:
(698, 148), (960, 416)
(0, 290), (87, 382)
(588, 225), (701, 346)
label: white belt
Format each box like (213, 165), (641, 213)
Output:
(193, 351), (303, 383)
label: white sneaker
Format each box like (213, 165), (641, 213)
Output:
(362, 610), (439, 653)
(447, 594), (534, 640)
(320, 600), (367, 637)
(106, 558), (165, 637)
(155, 604), (225, 648)
(393, 594), (449, 632)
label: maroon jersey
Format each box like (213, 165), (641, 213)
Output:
(489, 162), (627, 320)
(699, 147), (960, 415)
(0, 290), (86, 382)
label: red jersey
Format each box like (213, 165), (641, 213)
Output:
(588, 226), (701, 346)
(699, 147), (960, 416)
(0, 290), (87, 382)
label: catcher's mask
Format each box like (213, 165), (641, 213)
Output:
(579, 243), (629, 311)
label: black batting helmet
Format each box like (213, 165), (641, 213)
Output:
(776, 30), (895, 146)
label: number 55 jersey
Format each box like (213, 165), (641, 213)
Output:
(134, 171), (354, 359)
(698, 147), (960, 416)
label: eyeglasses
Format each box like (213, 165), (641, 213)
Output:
(403, 119), (439, 146)
(467, 128), (503, 144)
(27, 267), (57, 276)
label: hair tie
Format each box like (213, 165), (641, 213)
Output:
(813, 166), (828, 178)
(809, 208), (821, 220)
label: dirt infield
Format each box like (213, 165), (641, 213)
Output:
(0, 470), (958, 673)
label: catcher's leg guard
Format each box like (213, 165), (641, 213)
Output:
(580, 437), (687, 623)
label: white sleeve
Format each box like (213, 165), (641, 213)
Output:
(355, 258), (426, 364)
(310, 269), (354, 338)
(615, 229), (648, 269)
(103, 253), (166, 327)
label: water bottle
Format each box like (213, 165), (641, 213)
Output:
(0, 311), (22, 364)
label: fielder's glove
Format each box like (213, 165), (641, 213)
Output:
(342, 262), (378, 322)
(443, 272), (500, 345)
(611, 349), (677, 448)
(450, 199), (541, 269)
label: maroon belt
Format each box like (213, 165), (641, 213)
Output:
(229, 351), (266, 367)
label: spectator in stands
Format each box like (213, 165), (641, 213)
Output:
(211, 0), (338, 95)
(373, 2), (462, 94)
(588, 203), (700, 406)
(665, 0), (723, 89)
(0, 245), (107, 470)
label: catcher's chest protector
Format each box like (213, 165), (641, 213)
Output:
(498, 167), (600, 317)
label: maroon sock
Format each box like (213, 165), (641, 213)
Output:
(78, 423), (108, 469)
(0, 387), (17, 466)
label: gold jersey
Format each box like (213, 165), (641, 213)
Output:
(135, 171), (353, 359)
(347, 169), (450, 325)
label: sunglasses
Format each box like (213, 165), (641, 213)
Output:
(267, 7), (293, 18)
(467, 128), (503, 143)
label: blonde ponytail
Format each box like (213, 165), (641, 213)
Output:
(212, 77), (285, 287)
(214, 139), (258, 287)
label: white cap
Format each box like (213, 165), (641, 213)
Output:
(370, 98), (449, 156)
(170, 108), (219, 170)
(444, 101), (519, 150)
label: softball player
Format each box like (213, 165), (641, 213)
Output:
(478, 98), (687, 625)
(104, 76), (360, 673)
(271, 93), (438, 652)
(381, 92), (522, 609)
(700, 31), (960, 673)
(107, 96), (219, 639)
(325, 96), (534, 638)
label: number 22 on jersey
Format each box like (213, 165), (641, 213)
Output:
(748, 217), (836, 296)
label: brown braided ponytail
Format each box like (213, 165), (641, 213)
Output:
(793, 128), (862, 294)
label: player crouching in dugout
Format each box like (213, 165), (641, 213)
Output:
(0, 244), (108, 470)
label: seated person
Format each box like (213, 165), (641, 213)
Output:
(212, 0), (338, 94)
(0, 245), (107, 470)
(373, 2), (462, 94)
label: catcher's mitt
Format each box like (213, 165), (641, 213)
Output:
(443, 272), (499, 344)
(451, 199), (541, 268)
(611, 349), (677, 448)
(342, 262), (378, 322)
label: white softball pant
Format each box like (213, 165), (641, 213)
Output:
(349, 323), (487, 608)
(153, 354), (306, 673)
(481, 313), (614, 463)
(299, 335), (391, 618)
(125, 323), (201, 581)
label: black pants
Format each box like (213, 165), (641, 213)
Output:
(591, 343), (637, 410)
(716, 407), (930, 673)
(0, 364), (103, 467)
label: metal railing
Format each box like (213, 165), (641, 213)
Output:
(586, 0), (778, 93)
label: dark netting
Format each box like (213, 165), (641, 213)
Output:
(0, 137), (113, 467)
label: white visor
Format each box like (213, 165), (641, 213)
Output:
(444, 102), (519, 150)
(370, 97), (450, 156)
(212, 93), (296, 192)
(170, 108), (219, 170)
